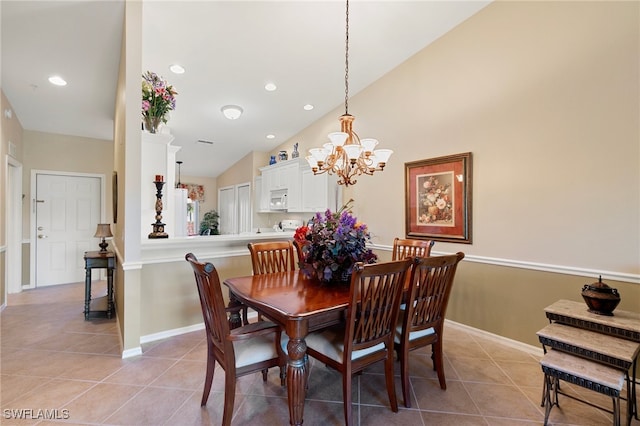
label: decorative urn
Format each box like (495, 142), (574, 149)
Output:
(581, 275), (621, 316)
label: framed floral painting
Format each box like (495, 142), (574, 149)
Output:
(405, 152), (472, 244)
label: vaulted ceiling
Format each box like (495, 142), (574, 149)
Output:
(2, 1), (490, 177)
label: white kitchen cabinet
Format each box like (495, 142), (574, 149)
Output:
(257, 158), (339, 213)
(284, 163), (301, 211)
(259, 159), (302, 211)
(301, 168), (340, 213)
(254, 176), (270, 213)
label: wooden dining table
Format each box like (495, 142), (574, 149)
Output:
(224, 270), (352, 426)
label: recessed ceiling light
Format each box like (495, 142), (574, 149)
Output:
(266, 134), (275, 139)
(221, 105), (243, 120)
(170, 64), (185, 74)
(303, 104), (314, 111)
(48, 75), (67, 86)
(264, 83), (277, 92)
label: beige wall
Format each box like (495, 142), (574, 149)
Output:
(22, 131), (114, 233)
(1, 91), (24, 242)
(269, 0), (639, 272)
(140, 255), (251, 337)
(253, 1), (639, 345)
(217, 151), (255, 189)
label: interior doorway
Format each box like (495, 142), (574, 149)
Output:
(6, 157), (23, 296)
(30, 171), (103, 287)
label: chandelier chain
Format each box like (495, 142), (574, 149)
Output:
(344, 0), (350, 115)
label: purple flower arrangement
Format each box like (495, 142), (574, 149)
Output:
(294, 199), (378, 284)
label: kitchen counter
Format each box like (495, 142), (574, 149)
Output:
(140, 231), (294, 263)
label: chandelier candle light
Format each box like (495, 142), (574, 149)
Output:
(305, 0), (393, 187)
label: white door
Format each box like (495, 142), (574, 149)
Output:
(218, 186), (236, 235)
(237, 183), (251, 234)
(35, 174), (101, 286)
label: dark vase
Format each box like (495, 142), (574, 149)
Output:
(581, 276), (621, 316)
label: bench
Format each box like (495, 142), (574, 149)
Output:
(541, 349), (628, 426)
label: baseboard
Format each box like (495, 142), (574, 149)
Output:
(445, 319), (543, 357)
(139, 322), (206, 346)
(135, 313), (541, 359)
(122, 347), (143, 359)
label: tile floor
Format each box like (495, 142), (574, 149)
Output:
(1, 282), (638, 425)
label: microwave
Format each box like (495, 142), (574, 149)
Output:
(269, 189), (288, 211)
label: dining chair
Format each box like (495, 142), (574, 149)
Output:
(395, 252), (465, 408)
(292, 239), (307, 265)
(185, 253), (286, 426)
(248, 240), (296, 274)
(247, 240), (297, 323)
(391, 237), (435, 260)
(305, 258), (414, 426)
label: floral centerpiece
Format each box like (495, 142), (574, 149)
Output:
(294, 199), (378, 284)
(141, 71), (178, 133)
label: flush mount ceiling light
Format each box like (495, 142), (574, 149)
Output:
(266, 134), (275, 140)
(221, 105), (243, 120)
(48, 75), (67, 86)
(169, 64), (185, 74)
(264, 82), (277, 92)
(303, 104), (314, 111)
(305, 0), (392, 187)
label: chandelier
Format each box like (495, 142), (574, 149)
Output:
(305, 0), (392, 187)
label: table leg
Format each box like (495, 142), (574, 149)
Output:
(286, 336), (308, 426)
(84, 267), (91, 320)
(106, 267), (114, 319)
(226, 291), (244, 329)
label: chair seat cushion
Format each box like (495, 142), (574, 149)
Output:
(394, 320), (435, 344)
(306, 326), (385, 363)
(233, 334), (279, 368)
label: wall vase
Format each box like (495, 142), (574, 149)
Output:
(143, 116), (163, 134)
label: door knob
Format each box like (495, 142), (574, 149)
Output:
(38, 234), (48, 239)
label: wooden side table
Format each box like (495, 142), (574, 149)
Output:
(83, 250), (115, 320)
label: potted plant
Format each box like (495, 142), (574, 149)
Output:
(199, 209), (220, 235)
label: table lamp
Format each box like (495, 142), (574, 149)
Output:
(94, 223), (113, 252)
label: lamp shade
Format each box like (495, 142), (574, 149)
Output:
(94, 223), (113, 239)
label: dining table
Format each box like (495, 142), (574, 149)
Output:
(224, 270), (353, 426)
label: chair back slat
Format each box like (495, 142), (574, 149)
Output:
(392, 237), (434, 260)
(406, 253), (465, 333)
(185, 253), (232, 360)
(348, 258), (413, 354)
(293, 239), (308, 265)
(248, 241), (296, 274)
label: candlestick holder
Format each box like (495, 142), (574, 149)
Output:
(149, 180), (169, 239)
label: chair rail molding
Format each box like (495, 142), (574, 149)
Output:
(369, 243), (640, 285)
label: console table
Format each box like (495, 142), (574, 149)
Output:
(538, 299), (640, 425)
(83, 251), (115, 320)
